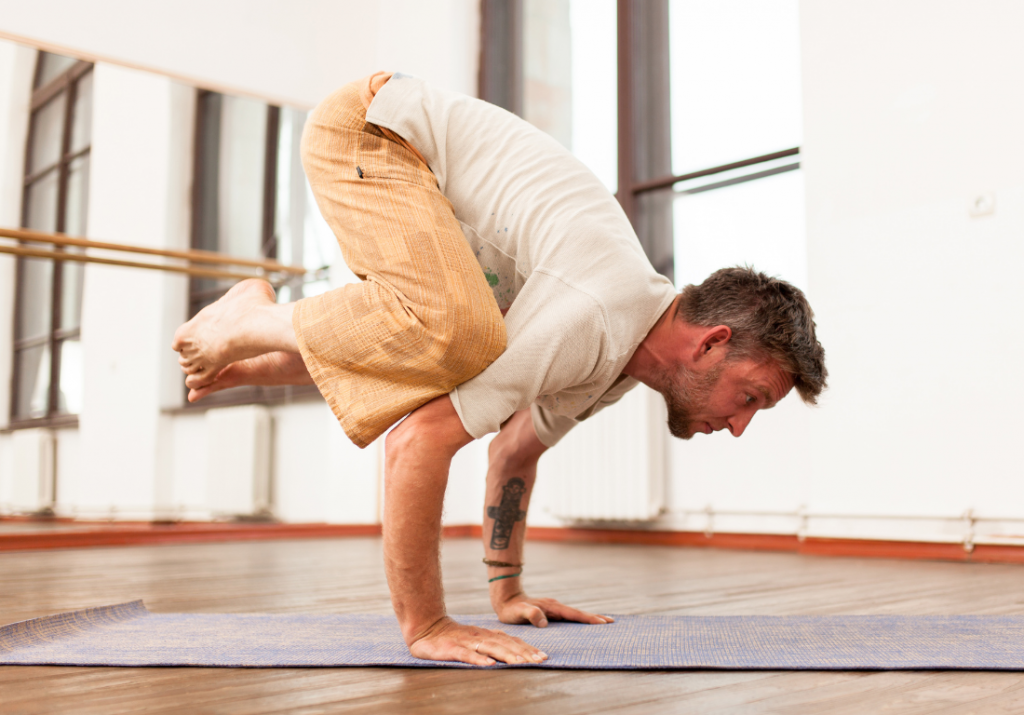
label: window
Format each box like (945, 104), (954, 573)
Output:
(480, 0), (804, 289)
(481, 0), (618, 192)
(11, 51), (93, 426)
(187, 90), (336, 406)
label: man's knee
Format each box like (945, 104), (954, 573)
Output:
(300, 85), (363, 182)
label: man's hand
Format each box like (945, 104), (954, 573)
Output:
(408, 617), (548, 666)
(493, 591), (614, 627)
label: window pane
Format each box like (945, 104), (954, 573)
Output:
(192, 92), (269, 308)
(16, 256), (53, 341)
(523, 0), (572, 147)
(521, 0), (617, 193)
(57, 338), (83, 414)
(193, 92), (222, 255)
(13, 343), (51, 420)
(35, 52), (78, 88)
(24, 169), (59, 232)
(636, 188), (676, 282)
(59, 260), (85, 332)
(668, 0), (802, 175)
(29, 94), (67, 175)
(672, 169), (807, 292)
(569, 0), (617, 192)
(273, 107), (305, 268)
(218, 95), (268, 259)
(70, 71), (93, 154)
(65, 153), (90, 237)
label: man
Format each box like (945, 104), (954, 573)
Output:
(173, 72), (826, 667)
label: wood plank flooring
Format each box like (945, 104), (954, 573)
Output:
(3, 537), (1024, 714)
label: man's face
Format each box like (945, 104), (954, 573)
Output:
(661, 357), (794, 440)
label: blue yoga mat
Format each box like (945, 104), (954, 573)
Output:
(3, 601), (1024, 670)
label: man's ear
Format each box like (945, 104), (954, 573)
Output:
(692, 325), (732, 361)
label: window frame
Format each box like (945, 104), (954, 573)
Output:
(8, 55), (94, 431)
(479, 0), (802, 275)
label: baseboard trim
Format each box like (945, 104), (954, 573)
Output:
(1, 520), (1022, 564)
(0, 522), (383, 552)
(519, 526), (1022, 564)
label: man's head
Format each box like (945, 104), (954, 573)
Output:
(657, 267), (827, 440)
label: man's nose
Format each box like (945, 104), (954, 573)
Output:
(728, 411), (754, 437)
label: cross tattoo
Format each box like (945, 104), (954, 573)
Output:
(487, 477), (527, 550)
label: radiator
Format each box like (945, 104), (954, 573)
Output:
(206, 405), (273, 518)
(541, 385), (666, 522)
(10, 428), (56, 514)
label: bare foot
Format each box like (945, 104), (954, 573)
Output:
(172, 279), (297, 390)
(188, 352), (315, 402)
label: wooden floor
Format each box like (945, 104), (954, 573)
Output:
(4, 537), (1024, 714)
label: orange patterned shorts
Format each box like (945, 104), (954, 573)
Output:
(293, 77), (506, 448)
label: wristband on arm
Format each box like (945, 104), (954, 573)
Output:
(488, 571), (522, 583)
(483, 558), (523, 583)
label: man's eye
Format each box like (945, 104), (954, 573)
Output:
(745, 395), (756, 405)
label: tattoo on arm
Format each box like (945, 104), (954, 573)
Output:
(487, 477), (527, 550)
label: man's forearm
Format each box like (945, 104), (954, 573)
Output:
(383, 397), (473, 644)
(484, 469), (536, 604)
(483, 410), (547, 603)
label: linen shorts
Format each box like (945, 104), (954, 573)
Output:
(293, 78), (506, 448)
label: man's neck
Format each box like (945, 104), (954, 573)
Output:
(622, 297), (680, 390)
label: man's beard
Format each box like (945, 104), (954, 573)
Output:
(661, 363), (724, 440)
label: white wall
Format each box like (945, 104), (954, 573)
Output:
(644, 0), (1024, 545)
(800, 0), (1024, 540)
(75, 64), (188, 515)
(0, 0), (481, 107)
(273, 402), (380, 524)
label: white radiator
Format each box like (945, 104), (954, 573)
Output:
(541, 385), (666, 522)
(10, 428), (56, 514)
(206, 405), (273, 518)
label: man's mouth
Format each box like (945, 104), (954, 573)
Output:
(702, 422), (712, 434)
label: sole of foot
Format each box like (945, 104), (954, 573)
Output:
(172, 279), (278, 390)
(188, 352), (314, 403)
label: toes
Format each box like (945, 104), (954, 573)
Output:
(185, 370), (217, 390)
(188, 386), (214, 402)
(171, 325), (189, 352)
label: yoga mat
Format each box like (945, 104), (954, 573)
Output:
(3, 601), (1024, 670)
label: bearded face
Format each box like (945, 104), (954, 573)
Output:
(661, 362), (725, 439)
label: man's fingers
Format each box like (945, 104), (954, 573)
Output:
(555, 606), (612, 624)
(518, 604), (549, 628)
(476, 628), (548, 664)
(452, 647), (497, 667)
(476, 638), (537, 665)
(411, 623), (547, 666)
(412, 640), (497, 666)
(537, 600), (614, 625)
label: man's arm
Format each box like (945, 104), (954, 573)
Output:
(383, 395), (548, 666)
(483, 409), (614, 627)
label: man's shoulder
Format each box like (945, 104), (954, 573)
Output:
(527, 260), (677, 357)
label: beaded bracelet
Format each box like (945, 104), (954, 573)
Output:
(482, 558), (523, 568)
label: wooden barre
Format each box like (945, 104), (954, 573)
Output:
(0, 226), (307, 275)
(0, 243), (288, 283)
